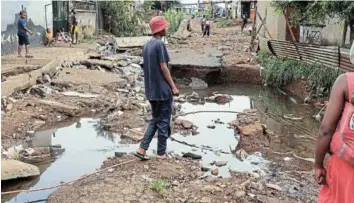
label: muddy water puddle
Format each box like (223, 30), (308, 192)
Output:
(2, 84), (320, 203)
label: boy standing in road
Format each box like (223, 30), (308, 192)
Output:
(135, 16), (179, 160)
(17, 11), (33, 58)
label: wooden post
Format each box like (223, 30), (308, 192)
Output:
(256, 11), (272, 39)
(283, 9), (296, 42)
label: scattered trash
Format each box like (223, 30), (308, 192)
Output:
(283, 114), (304, 121)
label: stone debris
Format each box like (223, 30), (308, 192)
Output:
(172, 19), (191, 40)
(182, 152), (202, 160)
(210, 168), (219, 176)
(189, 77), (208, 89)
(61, 91), (99, 98)
(266, 183), (283, 191)
(1, 160), (40, 181)
(235, 149), (249, 161)
(214, 161), (227, 167)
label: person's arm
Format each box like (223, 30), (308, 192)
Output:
(157, 42), (179, 96)
(314, 74), (346, 184)
(160, 62), (178, 93)
(21, 21), (32, 34)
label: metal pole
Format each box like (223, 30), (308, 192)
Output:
(96, 0), (98, 33)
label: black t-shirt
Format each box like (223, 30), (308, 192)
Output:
(71, 14), (77, 25)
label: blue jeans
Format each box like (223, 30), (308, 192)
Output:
(140, 100), (172, 155)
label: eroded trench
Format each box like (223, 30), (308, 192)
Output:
(2, 45), (320, 202)
(2, 82), (320, 203)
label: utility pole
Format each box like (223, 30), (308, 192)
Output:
(44, 3), (51, 29)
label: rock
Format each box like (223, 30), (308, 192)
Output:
(201, 166), (210, 172)
(182, 152), (202, 160)
(172, 180), (180, 186)
(252, 172), (260, 179)
(207, 124), (216, 129)
(266, 183), (283, 191)
(121, 127), (145, 142)
(108, 168), (114, 173)
(214, 161), (227, 167)
(172, 19), (191, 40)
(218, 45), (232, 50)
(186, 92), (199, 100)
(237, 122), (263, 137)
(214, 118), (224, 124)
(26, 130), (35, 136)
(181, 120), (193, 129)
(5, 103), (13, 111)
(1, 160), (40, 181)
(115, 152), (127, 157)
(211, 168), (219, 176)
(215, 95), (233, 104)
(235, 191), (246, 198)
(192, 130), (200, 136)
(235, 149), (248, 160)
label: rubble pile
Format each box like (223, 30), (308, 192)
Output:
(229, 109), (269, 153)
(175, 92), (233, 105)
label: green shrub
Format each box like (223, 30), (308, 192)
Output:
(258, 51), (343, 96)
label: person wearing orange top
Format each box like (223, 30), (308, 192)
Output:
(44, 28), (55, 47)
(315, 71), (354, 203)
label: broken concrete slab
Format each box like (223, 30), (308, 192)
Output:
(169, 48), (222, 68)
(1, 160), (40, 181)
(115, 36), (168, 49)
(51, 68), (128, 90)
(80, 59), (115, 70)
(38, 100), (79, 117)
(172, 20), (191, 40)
(1, 65), (43, 77)
(1, 59), (59, 97)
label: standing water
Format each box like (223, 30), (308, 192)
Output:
(1, 84), (320, 203)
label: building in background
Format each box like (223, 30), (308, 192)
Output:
(52, 0), (99, 39)
(256, 1), (349, 46)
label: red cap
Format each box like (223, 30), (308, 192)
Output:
(149, 16), (168, 35)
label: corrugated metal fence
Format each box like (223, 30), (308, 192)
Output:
(258, 35), (354, 72)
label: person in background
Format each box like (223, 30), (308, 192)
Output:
(70, 9), (79, 45)
(17, 11), (33, 58)
(203, 18), (211, 38)
(44, 28), (55, 47)
(241, 14), (247, 31)
(135, 16), (179, 160)
(315, 71), (354, 203)
(187, 16), (192, 32)
(201, 15), (206, 33)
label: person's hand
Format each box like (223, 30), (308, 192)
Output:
(172, 87), (179, 96)
(28, 30), (33, 35)
(314, 165), (326, 185)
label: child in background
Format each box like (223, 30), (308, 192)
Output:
(44, 28), (55, 47)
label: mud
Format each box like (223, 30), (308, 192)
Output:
(1, 18), (322, 203)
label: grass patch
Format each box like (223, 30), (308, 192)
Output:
(258, 51), (343, 96)
(150, 179), (168, 196)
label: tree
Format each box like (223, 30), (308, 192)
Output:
(272, 1), (354, 45)
(99, 1), (144, 37)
